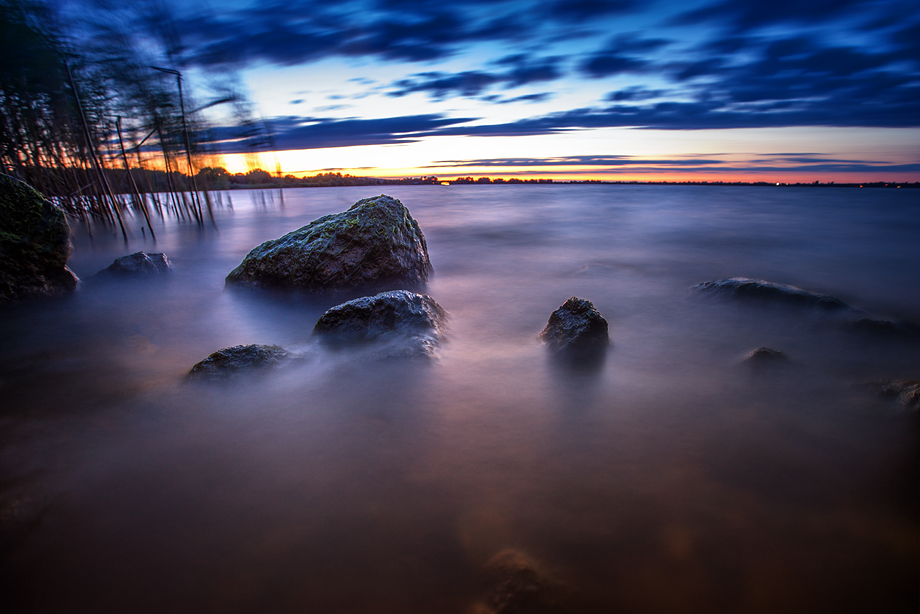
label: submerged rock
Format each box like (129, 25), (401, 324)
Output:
(540, 297), (609, 358)
(744, 346), (789, 364)
(226, 194), (432, 294)
(312, 290), (446, 357)
(848, 316), (920, 338)
(694, 278), (920, 340)
(188, 344), (293, 381)
(865, 379), (920, 412)
(474, 549), (575, 614)
(692, 278), (852, 311)
(97, 251), (172, 277)
(0, 174), (79, 301)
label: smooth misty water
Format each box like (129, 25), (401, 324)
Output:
(1, 185), (918, 613)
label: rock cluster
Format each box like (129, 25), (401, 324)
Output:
(693, 277), (920, 339)
(0, 174), (79, 301)
(226, 194), (432, 294)
(97, 251), (172, 277)
(190, 291), (448, 379)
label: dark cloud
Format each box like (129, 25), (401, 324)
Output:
(211, 114), (475, 153)
(389, 71), (501, 98)
(674, 0), (878, 31)
(890, 20), (920, 65)
(122, 0), (920, 133)
(172, 0), (535, 67)
(543, 0), (639, 22)
(422, 155), (920, 174)
(427, 155), (725, 167)
(215, 97), (920, 156)
(420, 90), (920, 135)
(388, 56), (562, 98)
(579, 34), (671, 78)
(580, 54), (650, 78)
(497, 93), (553, 104)
(605, 87), (668, 102)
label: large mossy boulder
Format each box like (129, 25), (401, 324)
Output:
(0, 174), (78, 301)
(226, 195), (432, 294)
(313, 290), (447, 357)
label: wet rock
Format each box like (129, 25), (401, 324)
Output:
(540, 297), (609, 358)
(744, 346), (789, 364)
(473, 549), (575, 614)
(226, 194), (432, 294)
(97, 251), (172, 277)
(0, 174), (79, 301)
(312, 290), (446, 358)
(865, 379), (920, 412)
(188, 344), (293, 381)
(692, 278), (852, 311)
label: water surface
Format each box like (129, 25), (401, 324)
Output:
(2, 185), (918, 613)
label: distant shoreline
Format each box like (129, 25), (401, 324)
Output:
(227, 180), (919, 190)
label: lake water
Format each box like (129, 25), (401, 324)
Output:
(1, 185), (918, 613)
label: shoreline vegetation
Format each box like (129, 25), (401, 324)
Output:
(13, 165), (919, 195)
(0, 0), (274, 236)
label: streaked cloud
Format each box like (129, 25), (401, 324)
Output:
(68, 0), (919, 179)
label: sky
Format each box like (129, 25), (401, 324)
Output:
(86, 0), (920, 182)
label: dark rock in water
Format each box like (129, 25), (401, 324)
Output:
(226, 194), (432, 294)
(865, 379), (920, 412)
(694, 279), (920, 339)
(313, 290), (446, 357)
(540, 297), (609, 358)
(692, 278), (851, 311)
(0, 174), (79, 301)
(188, 344), (293, 381)
(476, 549), (575, 614)
(97, 252), (172, 277)
(849, 317), (920, 339)
(744, 346), (789, 363)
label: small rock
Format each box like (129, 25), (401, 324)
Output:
(226, 194), (432, 294)
(692, 278), (851, 311)
(744, 346), (788, 363)
(0, 174), (79, 301)
(97, 252), (172, 277)
(312, 290), (446, 357)
(540, 297), (609, 356)
(865, 379), (920, 412)
(474, 549), (574, 614)
(188, 344), (293, 381)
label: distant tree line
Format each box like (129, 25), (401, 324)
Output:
(452, 176), (554, 184)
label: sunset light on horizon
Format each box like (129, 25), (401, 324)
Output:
(74, 0), (917, 185)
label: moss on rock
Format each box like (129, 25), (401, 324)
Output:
(225, 195), (432, 294)
(0, 174), (78, 301)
